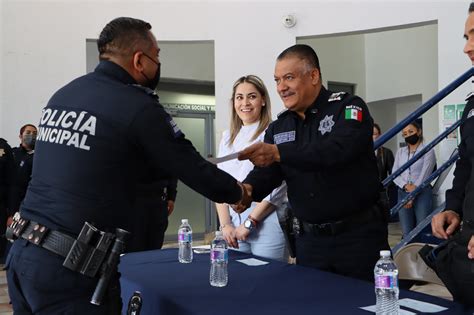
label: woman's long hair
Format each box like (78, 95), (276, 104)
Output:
(228, 75), (272, 145)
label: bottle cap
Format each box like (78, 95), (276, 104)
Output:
(380, 250), (391, 257)
(215, 231), (223, 237)
(181, 219), (188, 224)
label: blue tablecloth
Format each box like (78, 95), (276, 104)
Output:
(119, 248), (467, 315)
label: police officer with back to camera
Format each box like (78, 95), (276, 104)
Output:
(0, 138), (14, 261)
(238, 44), (389, 282)
(5, 17), (250, 314)
(430, 2), (474, 307)
(9, 124), (37, 220)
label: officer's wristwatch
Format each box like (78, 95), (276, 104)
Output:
(244, 215), (259, 231)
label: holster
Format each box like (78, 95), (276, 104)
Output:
(420, 224), (474, 306)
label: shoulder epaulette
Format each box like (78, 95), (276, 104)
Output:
(129, 84), (160, 100)
(466, 91), (474, 101)
(328, 92), (347, 102)
(277, 109), (290, 118)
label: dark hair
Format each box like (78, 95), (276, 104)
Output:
(406, 121), (424, 142)
(97, 17), (152, 60)
(373, 123), (381, 135)
(277, 44), (321, 76)
(469, 2), (474, 13)
(19, 124), (36, 135)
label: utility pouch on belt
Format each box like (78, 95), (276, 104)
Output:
(63, 222), (115, 278)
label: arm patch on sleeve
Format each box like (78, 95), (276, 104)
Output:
(167, 117), (183, 138)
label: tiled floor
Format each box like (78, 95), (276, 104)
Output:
(0, 269), (12, 315)
(0, 222), (443, 313)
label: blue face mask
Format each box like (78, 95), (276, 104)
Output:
(141, 53), (161, 90)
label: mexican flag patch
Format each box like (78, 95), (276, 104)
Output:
(345, 105), (362, 122)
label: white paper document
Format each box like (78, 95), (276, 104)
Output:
(193, 245), (210, 254)
(207, 152), (239, 164)
(236, 258), (269, 266)
(399, 298), (448, 313)
(359, 305), (415, 314)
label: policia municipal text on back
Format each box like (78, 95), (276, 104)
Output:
(5, 17), (251, 314)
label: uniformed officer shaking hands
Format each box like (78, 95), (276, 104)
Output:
(6, 17), (250, 314)
(429, 2), (474, 307)
(238, 44), (389, 282)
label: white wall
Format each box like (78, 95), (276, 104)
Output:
(0, 1), (471, 147)
(365, 23), (439, 145)
(0, 0), (3, 133)
(367, 98), (399, 154)
(300, 34), (366, 100)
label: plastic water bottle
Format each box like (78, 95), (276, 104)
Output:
(374, 250), (399, 315)
(210, 231), (228, 287)
(178, 219), (193, 263)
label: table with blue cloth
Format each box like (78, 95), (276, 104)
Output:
(119, 248), (466, 314)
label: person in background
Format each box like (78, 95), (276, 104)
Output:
(0, 138), (14, 262)
(9, 124), (37, 220)
(215, 75), (288, 262)
(393, 121), (436, 238)
(373, 123), (396, 217)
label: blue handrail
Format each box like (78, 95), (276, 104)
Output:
(392, 203), (445, 254)
(382, 118), (464, 188)
(374, 67), (474, 150)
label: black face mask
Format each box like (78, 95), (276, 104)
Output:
(141, 53), (161, 90)
(404, 134), (420, 145)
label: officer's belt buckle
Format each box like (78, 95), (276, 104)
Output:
(302, 220), (345, 236)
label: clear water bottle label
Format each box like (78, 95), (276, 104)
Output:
(210, 249), (228, 263)
(178, 232), (192, 242)
(375, 275), (398, 289)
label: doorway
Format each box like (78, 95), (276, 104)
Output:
(163, 104), (216, 241)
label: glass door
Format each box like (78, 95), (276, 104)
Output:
(165, 111), (215, 241)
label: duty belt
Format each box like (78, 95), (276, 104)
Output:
(7, 212), (130, 306)
(7, 213), (122, 278)
(8, 214), (75, 257)
(299, 206), (377, 236)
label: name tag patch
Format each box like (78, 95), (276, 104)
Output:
(274, 131), (295, 144)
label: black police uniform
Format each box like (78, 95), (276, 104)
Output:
(375, 146), (396, 214)
(434, 93), (474, 306)
(244, 87), (389, 281)
(126, 160), (178, 252)
(6, 60), (242, 314)
(0, 138), (14, 261)
(10, 146), (34, 215)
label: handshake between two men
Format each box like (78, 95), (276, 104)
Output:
(229, 141), (280, 214)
